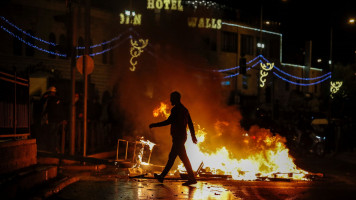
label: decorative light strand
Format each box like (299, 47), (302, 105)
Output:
(129, 38), (149, 71)
(0, 25), (67, 57)
(1, 15), (131, 50)
(130, 29), (155, 50)
(260, 55), (332, 80)
(259, 62), (274, 87)
(76, 28), (131, 49)
(273, 65), (331, 80)
(330, 81), (343, 94)
(76, 36), (131, 58)
(223, 60), (262, 79)
(1, 16), (57, 46)
(1, 22), (129, 58)
(214, 55), (260, 72)
(273, 72), (331, 86)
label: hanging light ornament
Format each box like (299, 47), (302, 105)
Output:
(330, 81), (343, 98)
(129, 38), (148, 71)
(259, 62), (274, 87)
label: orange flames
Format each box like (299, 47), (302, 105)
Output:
(132, 137), (156, 168)
(152, 102), (310, 180)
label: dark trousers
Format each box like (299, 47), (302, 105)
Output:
(47, 122), (61, 153)
(161, 140), (196, 181)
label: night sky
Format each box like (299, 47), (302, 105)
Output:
(229, 0), (356, 66)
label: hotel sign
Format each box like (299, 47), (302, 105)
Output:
(147, 0), (183, 11)
(187, 17), (222, 29)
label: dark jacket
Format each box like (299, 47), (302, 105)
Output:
(154, 103), (195, 141)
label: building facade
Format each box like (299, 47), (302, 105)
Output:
(0, 0), (328, 124)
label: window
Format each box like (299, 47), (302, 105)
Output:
(241, 34), (254, 56)
(221, 31), (237, 52)
(48, 33), (56, 59)
(25, 30), (35, 56)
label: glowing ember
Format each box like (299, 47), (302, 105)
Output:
(153, 102), (310, 180)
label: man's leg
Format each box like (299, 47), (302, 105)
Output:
(178, 145), (196, 182)
(160, 143), (179, 178)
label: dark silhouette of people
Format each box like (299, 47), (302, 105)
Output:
(149, 91), (198, 186)
(41, 86), (65, 153)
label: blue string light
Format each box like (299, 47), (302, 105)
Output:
(1, 16), (57, 46)
(76, 36), (131, 58)
(1, 16), (131, 50)
(76, 28), (131, 49)
(1, 22), (129, 58)
(214, 55), (260, 72)
(273, 72), (331, 86)
(1, 25), (67, 57)
(273, 66), (331, 80)
(260, 54), (332, 80)
(223, 60), (262, 79)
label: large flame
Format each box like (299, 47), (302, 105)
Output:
(153, 102), (310, 180)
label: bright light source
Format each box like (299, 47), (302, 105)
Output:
(317, 58), (322, 63)
(125, 10), (130, 16)
(132, 11), (136, 16)
(257, 43), (265, 48)
(265, 21), (270, 25)
(348, 18), (355, 24)
(328, 60), (332, 65)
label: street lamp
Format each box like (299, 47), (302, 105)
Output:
(348, 18), (355, 25)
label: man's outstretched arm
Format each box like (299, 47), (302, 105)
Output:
(149, 119), (170, 128)
(149, 115), (172, 128)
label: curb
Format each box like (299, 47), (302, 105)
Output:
(30, 176), (80, 200)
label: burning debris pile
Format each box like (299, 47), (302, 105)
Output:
(150, 102), (321, 181)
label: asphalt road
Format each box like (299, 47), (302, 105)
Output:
(49, 153), (356, 200)
(48, 177), (356, 200)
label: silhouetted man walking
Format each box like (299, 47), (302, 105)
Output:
(149, 91), (197, 186)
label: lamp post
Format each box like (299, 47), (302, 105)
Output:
(348, 18), (356, 65)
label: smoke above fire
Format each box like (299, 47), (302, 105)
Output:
(111, 47), (246, 160)
(110, 46), (308, 180)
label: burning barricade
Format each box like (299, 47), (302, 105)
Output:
(120, 102), (323, 181)
(149, 102), (322, 181)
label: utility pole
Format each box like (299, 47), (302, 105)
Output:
(328, 26), (334, 124)
(83, 0), (91, 157)
(68, 0), (78, 156)
(257, 3), (263, 106)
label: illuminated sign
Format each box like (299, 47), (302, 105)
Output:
(187, 17), (222, 29)
(130, 38), (149, 71)
(119, 11), (141, 26)
(147, 0), (183, 11)
(259, 62), (274, 87)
